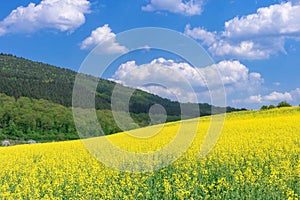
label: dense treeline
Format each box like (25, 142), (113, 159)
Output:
(0, 93), (180, 141)
(0, 93), (76, 141)
(0, 53), (244, 141)
(0, 54), (242, 118)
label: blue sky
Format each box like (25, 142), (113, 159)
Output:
(0, 0), (300, 109)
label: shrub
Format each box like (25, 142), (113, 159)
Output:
(268, 104), (276, 109)
(260, 105), (268, 110)
(277, 101), (291, 108)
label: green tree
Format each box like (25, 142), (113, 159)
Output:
(3, 120), (22, 138)
(268, 104), (276, 109)
(277, 101), (291, 108)
(260, 105), (268, 110)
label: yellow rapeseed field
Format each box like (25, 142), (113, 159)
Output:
(0, 107), (300, 199)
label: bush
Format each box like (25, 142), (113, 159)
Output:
(260, 105), (268, 110)
(268, 104), (276, 109)
(277, 101), (291, 108)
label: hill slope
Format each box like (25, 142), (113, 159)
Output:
(0, 53), (241, 115)
(0, 53), (243, 141)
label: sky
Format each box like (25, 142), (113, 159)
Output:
(0, 0), (300, 109)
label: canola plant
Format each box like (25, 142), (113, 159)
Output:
(0, 107), (299, 199)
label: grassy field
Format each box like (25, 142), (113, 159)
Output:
(1, 107), (300, 199)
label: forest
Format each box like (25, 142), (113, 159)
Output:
(0, 53), (243, 141)
(0, 93), (182, 141)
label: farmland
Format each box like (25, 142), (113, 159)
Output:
(1, 107), (300, 199)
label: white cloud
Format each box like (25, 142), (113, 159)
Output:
(142, 0), (203, 16)
(245, 95), (263, 104)
(264, 91), (293, 101)
(213, 61), (251, 84)
(203, 60), (264, 93)
(0, 0), (90, 35)
(80, 24), (128, 54)
(208, 39), (285, 59)
(236, 90), (294, 105)
(233, 87), (300, 109)
(184, 24), (216, 45)
(110, 58), (263, 103)
(185, 2), (300, 60)
(273, 82), (281, 86)
(110, 58), (205, 102)
(291, 88), (300, 99)
(223, 2), (300, 39)
(0, 27), (5, 35)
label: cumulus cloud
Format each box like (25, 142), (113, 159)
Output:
(142, 0), (203, 16)
(208, 38), (285, 60)
(223, 2), (300, 39)
(80, 24), (128, 54)
(184, 24), (216, 45)
(0, 0), (90, 35)
(110, 58), (205, 102)
(185, 2), (300, 60)
(110, 58), (263, 103)
(234, 89), (298, 106)
(245, 95), (263, 104)
(264, 91), (293, 101)
(232, 87), (300, 109)
(202, 60), (264, 96)
(209, 60), (263, 86)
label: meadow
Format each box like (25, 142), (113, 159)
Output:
(0, 107), (300, 199)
